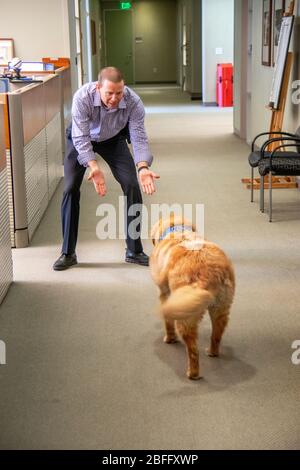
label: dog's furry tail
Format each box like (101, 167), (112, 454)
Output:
(161, 286), (213, 320)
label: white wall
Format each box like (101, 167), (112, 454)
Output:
(202, 0), (234, 104)
(249, 2), (275, 140)
(0, 0), (102, 91)
(239, 0), (300, 144)
(0, 0), (71, 61)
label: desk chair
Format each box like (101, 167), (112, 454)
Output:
(248, 127), (300, 202)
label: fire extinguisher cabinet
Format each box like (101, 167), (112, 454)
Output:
(216, 63), (233, 107)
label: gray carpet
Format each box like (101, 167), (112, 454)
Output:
(0, 86), (300, 450)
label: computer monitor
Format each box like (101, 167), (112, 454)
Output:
(0, 78), (9, 92)
(44, 63), (55, 71)
(8, 61), (55, 72)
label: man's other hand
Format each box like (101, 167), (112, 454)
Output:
(87, 161), (107, 196)
(138, 168), (160, 195)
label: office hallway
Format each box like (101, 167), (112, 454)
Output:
(0, 86), (300, 450)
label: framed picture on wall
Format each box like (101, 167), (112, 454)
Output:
(262, 0), (273, 66)
(0, 38), (14, 66)
(273, 0), (285, 65)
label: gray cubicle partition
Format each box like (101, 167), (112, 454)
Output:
(3, 74), (63, 247)
(0, 101), (13, 304)
(44, 75), (64, 200)
(55, 66), (72, 158)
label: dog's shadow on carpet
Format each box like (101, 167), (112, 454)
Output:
(153, 334), (256, 395)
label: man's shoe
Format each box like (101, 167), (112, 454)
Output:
(53, 253), (78, 271)
(125, 249), (149, 266)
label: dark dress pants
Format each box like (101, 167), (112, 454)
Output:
(61, 130), (143, 255)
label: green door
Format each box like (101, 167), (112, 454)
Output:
(105, 10), (134, 84)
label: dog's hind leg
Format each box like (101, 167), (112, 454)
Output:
(164, 319), (178, 343)
(160, 290), (178, 343)
(176, 320), (201, 380)
(206, 307), (230, 357)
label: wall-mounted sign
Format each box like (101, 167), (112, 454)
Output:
(120, 2), (132, 9)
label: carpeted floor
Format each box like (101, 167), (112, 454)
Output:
(0, 86), (299, 450)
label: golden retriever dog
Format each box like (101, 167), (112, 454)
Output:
(150, 215), (235, 380)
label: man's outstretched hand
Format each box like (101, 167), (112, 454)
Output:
(138, 168), (160, 195)
(88, 161), (107, 197)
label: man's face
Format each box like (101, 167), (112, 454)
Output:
(98, 79), (124, 109)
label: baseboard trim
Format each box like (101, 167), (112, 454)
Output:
(202, 102), (218, 107)
(134, 81), (177, 85)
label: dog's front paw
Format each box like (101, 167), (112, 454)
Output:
(205, 347), (219, 357)
(187, 369), (202, 380)
(164, 335), (178, 344)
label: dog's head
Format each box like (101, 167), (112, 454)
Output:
(151, 215), (196, 245)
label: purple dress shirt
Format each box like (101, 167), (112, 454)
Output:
(71, 82), (153, 168)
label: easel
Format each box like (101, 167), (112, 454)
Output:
(242, 1), (296, 190)
(268, 51), (293, 149)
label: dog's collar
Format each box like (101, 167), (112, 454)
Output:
(159, 225), (193, 241)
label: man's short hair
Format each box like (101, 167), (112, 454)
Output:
(98, 67), (124, 84)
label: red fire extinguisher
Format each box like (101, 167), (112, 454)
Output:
(216, 63), (233, 107)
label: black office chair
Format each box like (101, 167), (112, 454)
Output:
(258, 137), (300, 222)
(248, 127), (300, 202)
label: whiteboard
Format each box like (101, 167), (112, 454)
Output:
(269, 15), (294, 109)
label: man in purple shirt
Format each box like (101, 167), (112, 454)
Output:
(53, 67), (159, 270)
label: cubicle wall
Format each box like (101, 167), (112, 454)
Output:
(56, 66), (72, 157)
(0, 101), (13, 304)
(45, 75), (64, 199)
(4, 74), (63, 247)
